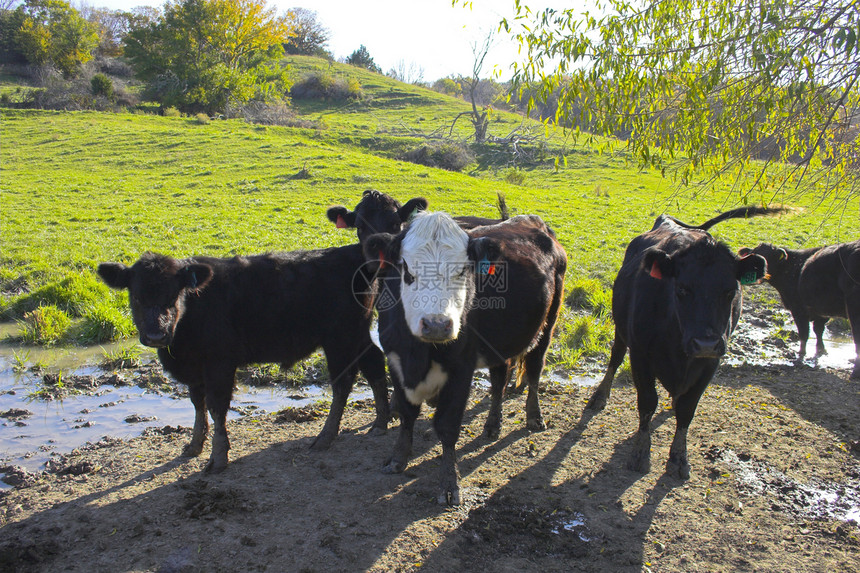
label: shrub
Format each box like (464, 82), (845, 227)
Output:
(162, 106), (182, 117)
(238, 101), (317, 127)
(400, 142), (473, 172)
(90, 73), (115, 100)
(194, 113), (210, 125)
(291, 72), (363, 101)
(20, 305), (72, 345)
(503, 168), (526, 186)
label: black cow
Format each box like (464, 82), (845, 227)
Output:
(739, 240), (860, 377)
(98, 247), (388, 473)
(327, 189), (429, 244)
(364, 211), (567, 505)
(586, 207), (776, 479)
(327, 189), (509, 241)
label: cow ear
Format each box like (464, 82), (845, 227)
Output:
(642, 249), (674, 280)
(181, 263), (213, 291)
(363, 233), (402, 272)
(777, 248), (788, 261)
(467, 237), (501, 262)
(397, 197), (428, 222)
(737, 253), (767, 285)
(98, 262), (132, 290)
(326, 206), (357, 229)
(738, 247), (752, 257)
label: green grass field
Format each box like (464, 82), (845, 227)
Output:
(1, 56), (857, 359)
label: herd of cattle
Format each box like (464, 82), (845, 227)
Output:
(97, 190), (860, 505)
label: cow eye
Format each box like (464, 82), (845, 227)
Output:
(402, 262), (415, 285)
(458, 264), (470, 277)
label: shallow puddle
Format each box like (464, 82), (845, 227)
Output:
(710, 447), (860, 523)
(0, 336), (371, 487)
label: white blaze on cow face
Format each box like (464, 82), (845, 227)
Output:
(399, 212), (471, 342)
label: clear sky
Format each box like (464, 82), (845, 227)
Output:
(82, 0), (575, 82)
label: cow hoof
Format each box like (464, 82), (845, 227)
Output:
(181, 443), (204, 458)
(852, 368), (860, 380)
(666, 458), (691, 480)
(585, 393), (607, 411)
(367, 425), (387, 437)
(482, 425), (501, 440)
(310, 432), (335, 451)
(527, 417), (546, 432)
(437, 488), (461, 506)
(204, 458), (227, 474)
(627, 453), (651, 474)
(381, 458), (406, 474)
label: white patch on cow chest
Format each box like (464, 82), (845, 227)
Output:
(403, 361), (448, 406)
(387, 352), (404, 384)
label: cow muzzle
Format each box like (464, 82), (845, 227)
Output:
(418, 314), (455, 343)
(687, 337), (725, 359)
(139, 330), (171, 348)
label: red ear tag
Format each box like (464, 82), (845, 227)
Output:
(487, 264), (496, 275)
(649, 261), (663, 280)
(378, 249), (386, 270)
(336, 214), (348, 229)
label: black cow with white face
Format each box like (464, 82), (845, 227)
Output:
(98, 247), (388, 473)
(586, 207), (777, 479)
(739, 240), (860, 377)
(364, 211), (567, 505)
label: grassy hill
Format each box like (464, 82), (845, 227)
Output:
(1, 55), (857, 358)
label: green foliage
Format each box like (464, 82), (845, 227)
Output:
(13, 0), (99, 77)
(345, 45), (381, 73)
(193, 112), (210, 124)
(0, 8), (28, 64)
(20, 304), (72, 345)
(503, 168), (526, 186)
(123, 0), (294, 114)
(162, 106), (181, 117)
(90, 72), (114, 100)
(506, 0), (860, 202)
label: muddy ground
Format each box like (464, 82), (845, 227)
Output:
(0, 365), (858, 572)
(1, 301), (860, 572)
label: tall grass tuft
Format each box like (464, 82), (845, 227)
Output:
(20, 305), (72, 345)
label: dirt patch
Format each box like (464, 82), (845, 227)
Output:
(0, 362), (858, 572)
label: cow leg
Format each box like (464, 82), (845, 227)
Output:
(483, 362), (510, 440)
(846, 296), (860, 379)
(433, 372), (473, 506)
(628, 369), (657, 474)
(382, 383), (419, 474)
(666, 375), (711, 480)
(182, 383), (209, 458)
(312, 351), (357, 451)
(521, 285), (563, 431)
(792, 311), (810, 360)
(812, 317), (828, 357)
(358, 342), (390, 435)
(587, 331), (627, 411)
(203, 367), (235, 473)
